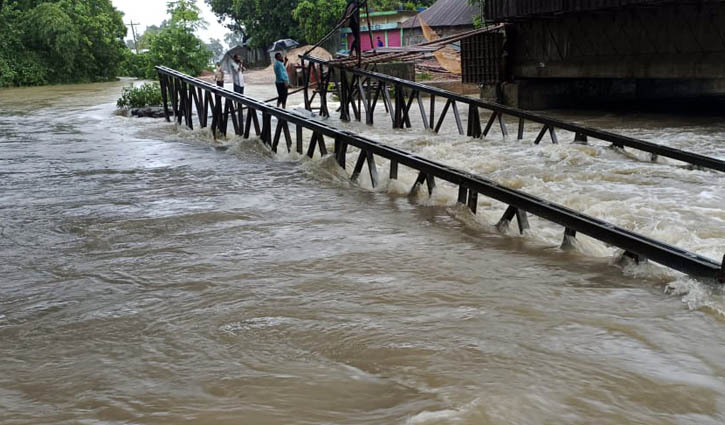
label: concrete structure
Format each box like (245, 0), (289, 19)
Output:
(483, 0), (725, 109)
(342, 10), (417, 52)
(401, 0), (476, 46)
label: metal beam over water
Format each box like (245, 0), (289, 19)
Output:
(300, 55), (725, 174)
(155, 65), (724, 283)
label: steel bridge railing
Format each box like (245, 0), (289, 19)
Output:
(155, 65), (724, 283)
(300, 55), (725, 174)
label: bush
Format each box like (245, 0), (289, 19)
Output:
(116, 82), (163, 109)
(119, 51), (154, 79)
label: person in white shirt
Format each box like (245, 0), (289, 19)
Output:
(232, 54), (246, 94)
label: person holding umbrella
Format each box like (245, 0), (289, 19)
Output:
(232, 54), (246, 95)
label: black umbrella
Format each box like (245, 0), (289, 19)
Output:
(268, 39), (300, 52)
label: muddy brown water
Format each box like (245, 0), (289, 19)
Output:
(1, 79), (724, 424)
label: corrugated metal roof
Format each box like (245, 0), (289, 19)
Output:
(401, 0), (476, 29)
(484, 0), (722, 21)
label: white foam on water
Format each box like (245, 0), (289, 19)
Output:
(404, 409), (462, 425)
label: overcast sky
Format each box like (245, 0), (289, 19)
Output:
(112, 0), (230, 44)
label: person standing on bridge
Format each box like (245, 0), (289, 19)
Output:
(214, 62), (224, 88)
(232, 54), (246, 95)
(274, 52), (289, 109)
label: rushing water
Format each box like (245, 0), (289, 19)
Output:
(1, 78), (724, 425)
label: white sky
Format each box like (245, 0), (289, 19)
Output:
(112, 0), (231, 45)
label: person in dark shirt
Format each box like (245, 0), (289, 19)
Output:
(377, 36), (384, 48)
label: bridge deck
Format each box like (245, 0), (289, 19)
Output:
(155, 65), (724, 283)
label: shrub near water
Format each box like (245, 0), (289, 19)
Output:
(116, 83), (163, 109)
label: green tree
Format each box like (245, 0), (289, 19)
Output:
(137, 24), (163, 50)
(206, 0), (303, 48)
(293, 0), (346, 45)
(148, 0), (212, 76)
(0, 0), (127, 87)
(224, 31), (245, 48)
(206, 38), (225, 62)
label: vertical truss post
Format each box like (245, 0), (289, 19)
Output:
(451, 101), (464, 135)
(517, 118), (525, 140)
(417, 92), (429, 130)
(159, 74), (170, 122)
(296, 124), (303, 154)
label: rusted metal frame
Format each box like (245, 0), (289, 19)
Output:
(156, 66), (724, 282)
(429, 95), (435, 131)
(496, 205), (530, 235)
(434, 99), (452, 133)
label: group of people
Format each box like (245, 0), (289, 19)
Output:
(213, 52), (290, 109)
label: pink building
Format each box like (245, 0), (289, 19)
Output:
(342, 10), (417, 52)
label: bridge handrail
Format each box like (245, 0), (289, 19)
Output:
(301, 55), (725, 173)
(155, 65), (724, 282)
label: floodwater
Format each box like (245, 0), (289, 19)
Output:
(1, 78), (724, 425)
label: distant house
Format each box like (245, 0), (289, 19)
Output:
(342, 9), (418, 52)
(223, 44), (269, 69)
(401, 0), (475, 46)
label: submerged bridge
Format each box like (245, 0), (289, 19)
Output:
(155, 65), (724, 283)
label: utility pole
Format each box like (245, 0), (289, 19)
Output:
(126, 21), (140, 53)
